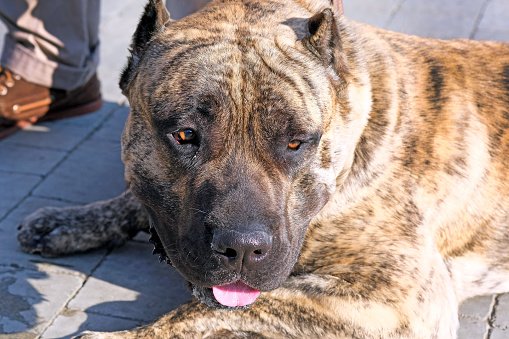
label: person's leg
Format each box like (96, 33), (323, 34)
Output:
(0, 0), (100, 90)
(165, 0), (210, 20)
(0, 0), (102, 139)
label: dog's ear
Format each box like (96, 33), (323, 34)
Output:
(303, 8), (348, 82)
(120, 0), (171, 95)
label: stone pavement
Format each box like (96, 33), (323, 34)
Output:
(0, 0), (507, 338)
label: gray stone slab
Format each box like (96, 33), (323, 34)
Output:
(474, 0), (509, 42)
(492, 294), (509, 329)
(0, 196), (107, 275)
(457, 316), (487, 339)
(68, 241), (190, 324)
(47, 102), (115, 129)
(1, 103), (117, 152)
(3, 124), (92, 153)
(41, 310), (141, 339)
(100, 0), (143, 24)
(0, 173), (40, 220)
(33, 136), (125, 204)
(98, 0), (146, 103)
(343, 0), (400, 29)
(387, 0), (485, 39)
(459, 295), (493, 318)
(0, 265), (84, 336)
(491, 328), (509, 339)
(91, 106), (129, 143)
(0, 144), (66, 176)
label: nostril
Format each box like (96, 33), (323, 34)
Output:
(249, 247), (269, 262)
(224, 248), (237, 259)
(211, 229), (273, 267)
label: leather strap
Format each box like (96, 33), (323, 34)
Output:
(331, 0), (344, 15)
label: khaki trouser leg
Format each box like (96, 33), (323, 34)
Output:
(0, 0), (100, 90)
(0, 0), (211, 91)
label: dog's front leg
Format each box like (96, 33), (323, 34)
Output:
(73, 263), (458, 339)
(17, 190), (148, 257)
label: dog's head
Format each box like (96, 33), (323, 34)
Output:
(120, 0), (370, 309)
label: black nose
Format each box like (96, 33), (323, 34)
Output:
(211, 229), (273, 272)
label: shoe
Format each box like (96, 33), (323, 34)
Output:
(0, 66), (102, 140)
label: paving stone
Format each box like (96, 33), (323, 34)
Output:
(98, 0), (146, 103)
(41, 310), (141, 339)
(343, 0), (400, 29)
(0, 174), (40, 220)
(100, 0), (142, 24)
(33, 136), (125, 204)
(459, 295), (493, 318)
(492, 294), (509, 329)
(387, 0), (485, 39)
(0, 144), (66, 176)
(3, 124), (92, 153)
(457, 295), (493, 339)
(68, 241), (191, 323)
(491, 328), (509, 339)
(474, 0), (509, 42)
(0, 197), (106, 275)
(91, 106), (129, 143)
(0, 266), (84, 336)
(457, 316), (487, 339)
(0, 102), (115, 152)
(48, 102), (116, 129)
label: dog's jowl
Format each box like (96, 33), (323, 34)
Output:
(17, 0), (509, 337)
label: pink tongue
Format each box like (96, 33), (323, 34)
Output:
(212, 281), (261, 307)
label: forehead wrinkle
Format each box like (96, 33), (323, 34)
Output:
(252, 38), (323, 129)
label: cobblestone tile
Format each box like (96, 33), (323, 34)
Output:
(48, 102), (115, 129)
(474, 0), (509, 42)
(68, 241), (191, 323)
(91, 106), (129, 143)
(343, 0), (400, 29)
(0, 266), (84, 336)
(33, 137), (125, 204)
(41, 310), (141, 339)
(0, 144), (66, 176)
(457, 295), (493, 339)
(492, 294), (509, 329)
(98, 1), (146, 103)
(459, 295), (493, 318)
(458, 316), (488, 339)
(0, 102), (113, 151)
(0, 174), (40, 220)
(3, 124), (91, 152)
(491, 328), (509, 339)
(387, 0), (485, 39)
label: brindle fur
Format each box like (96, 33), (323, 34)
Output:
(17, 0), (509, 337)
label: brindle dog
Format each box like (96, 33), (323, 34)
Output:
(17, 0), (509, 337)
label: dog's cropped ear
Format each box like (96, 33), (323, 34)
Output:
(120, 0), (171, 95)
(303, 8), (348, 82)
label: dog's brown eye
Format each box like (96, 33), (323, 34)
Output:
(288, 140), (302, 150)
(173, 129), (196, 144)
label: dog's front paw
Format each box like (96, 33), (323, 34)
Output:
(17, 193), (147, 257)
(17, 204), (124, 258)
(17, 206), (79, 257)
